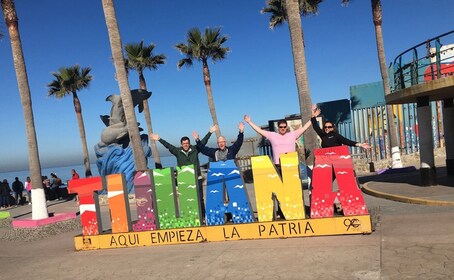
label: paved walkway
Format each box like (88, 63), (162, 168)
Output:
(1, 161), (454, 279)
(359, 165), (454, 206)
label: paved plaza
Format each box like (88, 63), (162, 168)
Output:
(1, 162), (453, 280)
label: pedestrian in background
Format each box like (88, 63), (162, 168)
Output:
(0, 179), (11, 209)
(25, 176), (32, 205)
(12, 177), (24, 206)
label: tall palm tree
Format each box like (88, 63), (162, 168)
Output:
(48, 65), (94, 177)
(262, 0), (350, 165)
(2, 0), (48, 219)
(371, 0), (402, 168)
(125, 41), (166, 168)
(101, 0), (148, 171)
(262, 0), (323, 164)
(175, 27), (229, 138)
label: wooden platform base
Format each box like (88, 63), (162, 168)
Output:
(75, 215), (372, 251)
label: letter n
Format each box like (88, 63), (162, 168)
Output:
(251, 152), (305, 222)
(153, 165), (201, 229)
(205, 160), (254, 225)
(310, 146), (368, 218)
(68, 177), (103, 236)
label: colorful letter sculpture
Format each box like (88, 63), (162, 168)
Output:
(68, 177), (104, 236)
(251, 152), (306, 222)
(70, 151), (372, 251)
(152, 165), (201, 229)
(106, 174), (132, 233)
(310, 146), (368, 218)
(205, 160), (254, 225)
(132, 171), (157, 232)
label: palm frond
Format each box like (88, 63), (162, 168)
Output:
(262, 0), (324, 29)
(47, 64), (92, 98)
(177, 58), (193, 69)
(124, 41), (166, 72)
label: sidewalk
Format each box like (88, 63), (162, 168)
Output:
(1, 166), (454, 279)
(359, 165), (454, 206)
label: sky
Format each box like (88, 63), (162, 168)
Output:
(0, 0), (453, 172)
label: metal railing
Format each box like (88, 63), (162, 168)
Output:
(390, 30), (454, 92)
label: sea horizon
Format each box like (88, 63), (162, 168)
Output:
(0, 154), (209, 186)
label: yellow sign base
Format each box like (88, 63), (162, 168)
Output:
(75, 215), (372, 251)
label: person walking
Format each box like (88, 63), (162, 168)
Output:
(12, 177), (24, 206)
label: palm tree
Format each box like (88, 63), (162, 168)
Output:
(175, 27), (229, 138)
(262, 0), (350, 165)
(261, 0), (323, 164)
(101, 0), (148, 171)
(2, 0), (48, 219)
(125, 41), (166, 168)
(48, 65), (94, 177)
(371, 0), (402, 168)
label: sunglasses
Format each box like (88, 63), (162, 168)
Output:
(324, 125), (333, 129)
(279, 126), (287, 129)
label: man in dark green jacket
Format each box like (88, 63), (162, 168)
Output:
(150, 125), (217, 219)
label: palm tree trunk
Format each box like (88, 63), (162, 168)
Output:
(72, 91), (93, 176)
(371, 0), (402, 168)
(2, 0), (48, 219)
(138, 71), (162, 168)
(202, 60), (222, 138)
(102, 0), (148, 171)
(284, 0), (317, 165)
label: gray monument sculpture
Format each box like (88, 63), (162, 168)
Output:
(99, 89), (152, 146)
(95, 89), (153, 192)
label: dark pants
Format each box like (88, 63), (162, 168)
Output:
(14, 191), (23, 205)
(47, 187), (60, 200)
(1, 195), (9, 207)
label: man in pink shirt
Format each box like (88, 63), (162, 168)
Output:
(244, 105), (319, 165)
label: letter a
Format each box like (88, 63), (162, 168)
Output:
(310, 146), (368, 218)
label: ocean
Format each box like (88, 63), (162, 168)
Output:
(0, 155), (209, 185)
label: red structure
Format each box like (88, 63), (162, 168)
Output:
(424, 63), (454, 81)
(310, 146), (368, 218)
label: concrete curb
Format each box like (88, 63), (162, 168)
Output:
(361, 182), (454, 207)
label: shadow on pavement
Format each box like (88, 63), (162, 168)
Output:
(358, 166), (454, 188)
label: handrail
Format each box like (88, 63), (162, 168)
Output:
(392, 30), (454, 61)
(390, 30), (454, 92)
